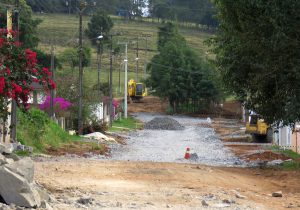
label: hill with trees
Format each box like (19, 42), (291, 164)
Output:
(25, 0), (218, 29)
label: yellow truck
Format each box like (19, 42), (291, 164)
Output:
(246, 114), (273, 142)
(128, 79), (147, 102)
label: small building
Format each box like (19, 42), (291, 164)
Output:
(273, 125), (300, 154)
(273, 126), (292, 147)
(29, 82), (46, 106)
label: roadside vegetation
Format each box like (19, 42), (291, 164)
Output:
(17, 108), (80, 153)
(272, 147), (300, 170)
(212, 0), (300, 126)
(147, 23), (220, 113)
(110, 116), (143, 132)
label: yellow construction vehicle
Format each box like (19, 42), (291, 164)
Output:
(127, 79), (147, 102)
(246, 114), (273, 142)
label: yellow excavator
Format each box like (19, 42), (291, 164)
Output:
(127, 79), (147, 102)
(245, 114), (273, 142)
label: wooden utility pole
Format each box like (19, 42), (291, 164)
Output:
(136, 37), (139, 82)
(68, 0), (71, 15)
(10, 0), (19, 142)
(50, 44), (55, 119)
(78, 1), (86, 135)
(97, 41), (102, 94)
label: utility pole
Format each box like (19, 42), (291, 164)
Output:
(78, 1), (86, 135)
(144, 35), (149, 79)
(10, 0), (19, 142)
(66, 0), (71, 15)
(50, 44), (55, 119)
(136, 37), (139, 82)
(124, 44), (128, 119)
(109, 34), (113, 127)
(69, 0), (71, 15)
(118, 41), (132, 119)
(119, 61), (123, 94)
(96, 40), (102, 94)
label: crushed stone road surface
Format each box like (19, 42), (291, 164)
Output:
(33, 113), (300, 210)
(111, 113), (243, 166)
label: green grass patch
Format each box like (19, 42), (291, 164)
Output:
(281, 161), (300, 170)
(110, 116), (143, 132)
(17, 108), (80, 153)
(14, 150), (31, 157)
(280, 149), (300, 159)
(272, 146), (300, 170)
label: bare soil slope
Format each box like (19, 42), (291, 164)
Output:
(128, 96), (168, 113)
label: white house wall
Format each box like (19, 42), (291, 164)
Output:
(273, 126), (292, 147)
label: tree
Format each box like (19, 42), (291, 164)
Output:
(0, 29), (55, 119)
(85, 9), (114, 46)
(35, 49), (61, 70)
(212, 0), (300, 126)
(148, 0), (218, 28)
(60, 47), (92, 72)
(148, 23), (218, 112)
(0, 0), (41, 48)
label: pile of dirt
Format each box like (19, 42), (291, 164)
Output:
(244, 151), (290, 162)
(46, 141), (109, 157)
(145, 117), (184, 130)
(128, 96), (168, 113)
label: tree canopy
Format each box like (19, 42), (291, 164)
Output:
(0, 0), (41, 48)
(148, 23), (219, 112)
(85, 9), (113, 46)
(148, 0), (218, 28)
(213, 0), (300, 126)
(26, 0), (146, 18)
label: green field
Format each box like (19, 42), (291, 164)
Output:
(34, 13), (214, 96)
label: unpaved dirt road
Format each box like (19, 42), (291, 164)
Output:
(111, 113), (242, 166)
(33, 98), (300, 209)
(35, 160), (300, 210)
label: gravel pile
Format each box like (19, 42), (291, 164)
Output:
(144, 117), (184, 130)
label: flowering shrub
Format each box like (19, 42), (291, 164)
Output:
(0, 29), (55, 118)
(39, 96), (72, 112)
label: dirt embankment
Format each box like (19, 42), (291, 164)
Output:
(35, 160), (300, 210)
(128, 96), (168, 113)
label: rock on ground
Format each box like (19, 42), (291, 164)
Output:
(0, 166), (41, 208)
(0, 144), (49, 208)
(272, 191), (283, 197)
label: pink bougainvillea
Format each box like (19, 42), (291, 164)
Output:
(39, 96), (72, 111)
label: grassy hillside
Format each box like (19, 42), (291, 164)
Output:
(34, 13), (214, 96)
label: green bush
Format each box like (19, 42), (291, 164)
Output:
(17, 108), (78, 153)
